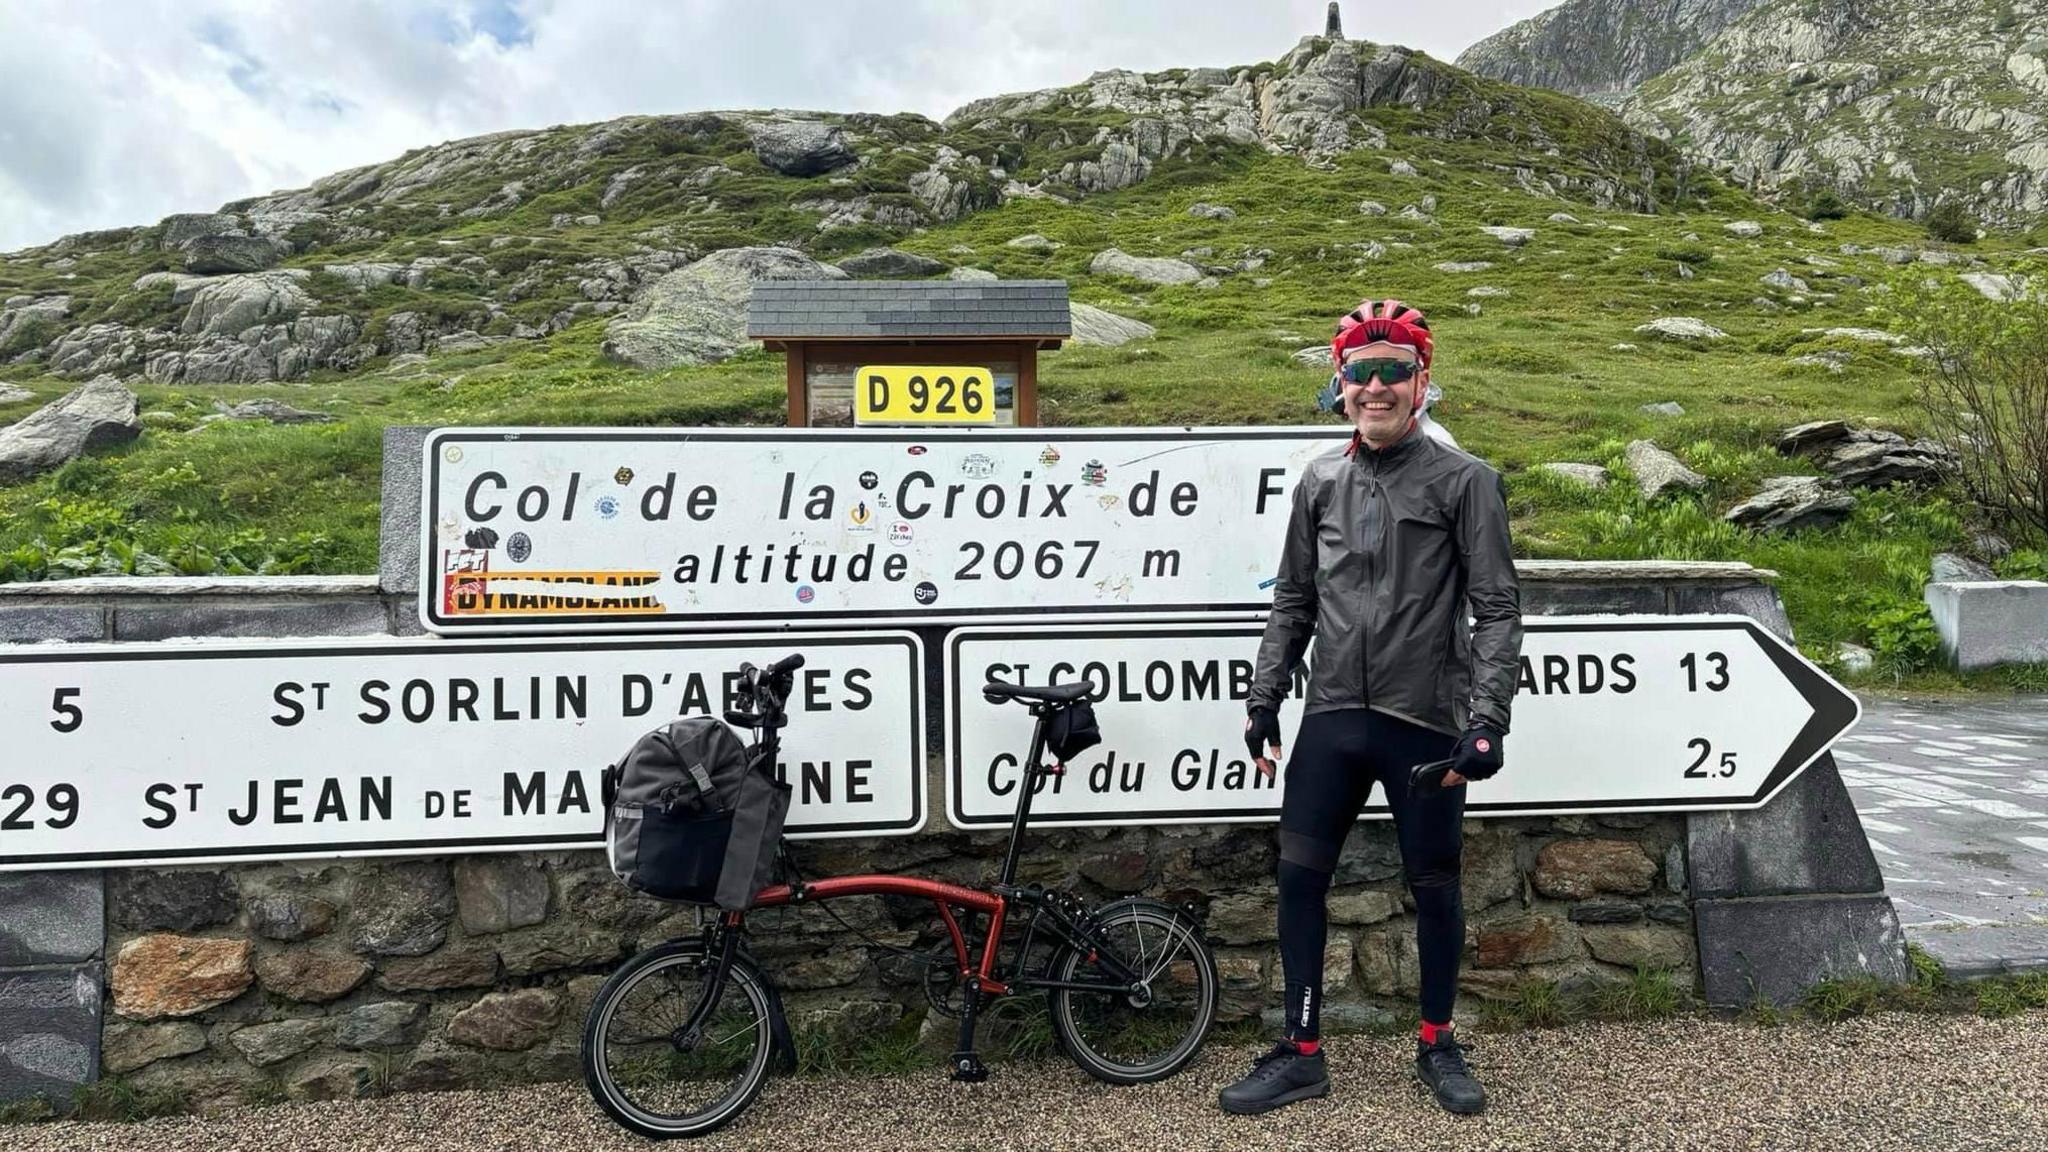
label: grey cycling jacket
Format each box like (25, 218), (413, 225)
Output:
(1250, 428), (1523, 736)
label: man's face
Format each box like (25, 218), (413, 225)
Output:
(1340, 341), (1424, 444)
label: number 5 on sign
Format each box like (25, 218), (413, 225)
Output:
(855, 365), (995, 426)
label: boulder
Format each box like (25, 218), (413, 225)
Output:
(947, 267), (997, 282)
(1724, 220), (1763, 238)
(1390, 159), (1419, 177)
(447, 988), (563, 1051)
(212, 399), (337, 424)
(746, 118), (855, 176)
(835, 247), (947, 277)
(1777, 419), (1853, 454)
(1357, 199), (1388, 215)
(1760, 268), (1809, 293)
(1480, 226), (1534, 246)
(0, 375), (143, 483)
(1723, 475), (1857, 532)
(1818, 431), (1954, 487)
(1640, 401), (1685, 417)
(1634, 317), (1726, 341)
(158, 213), (242, 249)
(1548, 212), (1580, 223)
(1433, 261), (1493, 273)
(1800, 327), (1899, 344)
(182, 234), (285, 274)
(1068, 302), (1156, 347)
(602, 246), (845, 370)
(0, 384), (32, 405)
(1960, 272), (2020, 301)
(1467, 286), (1509, 298)
(1539, 462), (1610, 490)
(1088, 248), (1203, 285)
(1931, 552), (1997, 583)
(1188, 202), (1236, 220)
(131, 272), (209, 303)
(111, 934), (254, 1019)
(179, 271), (314, 339)
(321, 262), (407, 290)
(1005, 234), (1061, 252)
(1835, 642), (1875, 674)
(1624, 440), (1707, 501)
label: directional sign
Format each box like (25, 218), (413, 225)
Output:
(419, 426), (1349, 633)
(944, 616), (1860, 828)
(0, 632), (925, 870)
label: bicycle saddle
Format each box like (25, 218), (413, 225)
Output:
(982, 680), (1092, 705)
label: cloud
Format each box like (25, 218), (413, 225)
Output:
(0, 0), (1559, 252)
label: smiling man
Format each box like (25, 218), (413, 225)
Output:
(1221, 299), (1524, 1117)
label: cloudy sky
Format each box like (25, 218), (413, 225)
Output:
(0, 0), (1558, 252)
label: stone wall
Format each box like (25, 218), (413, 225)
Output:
(0, 548), (1906, 1110)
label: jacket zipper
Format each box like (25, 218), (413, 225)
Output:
(1360, 451), (1378, 710)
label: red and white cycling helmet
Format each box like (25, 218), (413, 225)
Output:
(1330, 298), (1433, 369)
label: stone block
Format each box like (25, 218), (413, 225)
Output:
(349, 861), (454, 957)
(1670, 583), (1794, 640)
(453, 856), (551, 934)
(1924, 581), (2048, 670)
(110, 935), (253, 1019)
(108, 868), (237, 932)
(229, 1018), (329, 1067)
(114, 599), (391, 641)
(1695, 894), (1908, 1008)
(379, 425), (432, 596)
(1521, 582), (1668, 617)
(1533, 839), (1656, 900)
(0, 964), (102, 1105)
(0, 605), (104, 644)
(1581, 923), (1694, 970)
(0, 872), (103, 965)
(447, 988), (563, 1051)
(1686, 755), (1884, 899)
(334, 1001), (427, 1050)
(255, 947), (371, 1003)
(101, 1021), (206, 1074)
(1474, 914), (1581, 968)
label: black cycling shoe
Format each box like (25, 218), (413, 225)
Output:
(1219, 1040), (1330, 1115)
(1415, 1034), (1486, 1115)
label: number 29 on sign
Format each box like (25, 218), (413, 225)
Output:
(855, 365), (995, 425)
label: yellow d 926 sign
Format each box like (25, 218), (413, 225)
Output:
(854, 365), (995, 425)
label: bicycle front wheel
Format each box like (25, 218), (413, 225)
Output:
(581, 939), (775, 1140)
(1050, 898), (1218, 1085)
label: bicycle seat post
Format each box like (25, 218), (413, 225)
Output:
(997, 706), (1055, 889)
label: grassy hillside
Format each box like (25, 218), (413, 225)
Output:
(1, 40), (2041, 693)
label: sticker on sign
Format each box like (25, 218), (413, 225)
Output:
(0, 632), (925, 870)
(944, 616), (1859, 828)
(419, 427), (1349, 632)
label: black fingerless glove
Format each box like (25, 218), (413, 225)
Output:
(1452, 724), (1505, 781)
(1244, 706), (1281, 764)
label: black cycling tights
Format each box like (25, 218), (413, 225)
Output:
(1276, 708), (1463, 1039)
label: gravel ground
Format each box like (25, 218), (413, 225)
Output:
(13, 1012), (2046, 1152)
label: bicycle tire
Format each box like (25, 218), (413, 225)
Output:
(1048, 898), (1218, 1085)
(581, 939), (775, 1140)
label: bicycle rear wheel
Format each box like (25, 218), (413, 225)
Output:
(1049, 898), (1217, 1085)
(582, 939), (774, 1139)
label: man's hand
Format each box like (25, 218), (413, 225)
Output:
(1450, 723), (1505, 784)
(1245, 707), (1283, 779)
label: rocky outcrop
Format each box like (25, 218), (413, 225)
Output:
(745, 117), (856, 176)
(1455, 0), (1764, 105)
(181, 234), (286, 274)
(1619, 0), (2048, 224)
(0, 294), (70, 354)
(1626, 440), (1708, 500)
(602, 246), (844, 370)
(1723, 475), (1857, 532)
(834, 248), (948, 277)
(1634, 317), (1727, 341)
(1089, 248), (1204, 285)
(1776, 420), (1955, 487)
(0, 375), (143, 482)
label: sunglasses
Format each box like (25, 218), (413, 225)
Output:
(1338, 357), (1420, 386)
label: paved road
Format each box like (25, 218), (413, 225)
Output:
(9, 1015), (2045, 1152)
(1839, 693), (2048, 975)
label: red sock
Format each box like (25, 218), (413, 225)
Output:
(1419, 1020), (1452, 1046)
(1292, 1039), (1321, 1055)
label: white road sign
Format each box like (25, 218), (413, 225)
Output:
(0, 632), (925, 870)
(945, 616), (1860, 828)
(419, 426), (1349, 633)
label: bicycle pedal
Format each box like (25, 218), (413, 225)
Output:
(948, 1053), (990, 1083)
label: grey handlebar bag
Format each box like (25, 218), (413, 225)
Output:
(601, 717), (792, 910)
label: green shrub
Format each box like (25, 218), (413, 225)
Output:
(1807, 189), (1849, 221)
(1925, 201), (1977, 244)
